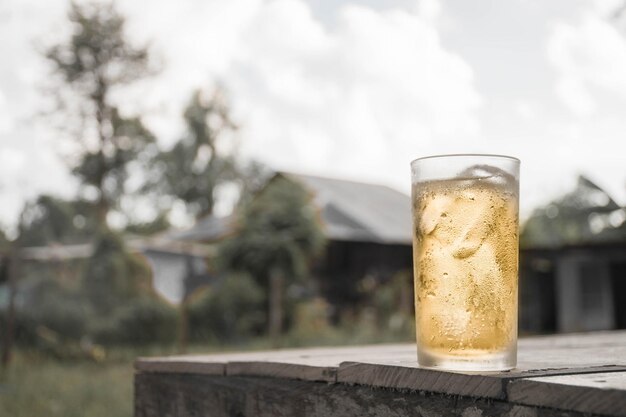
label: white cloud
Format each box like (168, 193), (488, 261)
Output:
(116, 0), (481, 188)
(415, 0), (442, 22)
(19, 0), (626, 228)
(590, 0), (624, 16)
(0, 0), (70, 229)
(224, 0), (481, 185)
(514, 100), (537, 121)
(547, 13), (626, 115)
(116, 0), (264, 146)
(0, 90), (13, 135)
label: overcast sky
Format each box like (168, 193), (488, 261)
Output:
(1, 0), (626, 229)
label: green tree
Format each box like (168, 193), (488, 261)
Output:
(82, 231), (153, 313)
(521, 175), (626, 247)
(218, 175), (326, 341)
(153, 88), (237, 220)
(41, 2), (165, 318)
(44, 1), (157, 229)
(187, 272), (265, 342)
(124, 212), (170, 236)
(18, 195), (97, 247)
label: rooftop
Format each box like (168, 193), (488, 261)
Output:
(171, 172), (413, 245)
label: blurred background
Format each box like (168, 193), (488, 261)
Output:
(2, 0), (626, 416)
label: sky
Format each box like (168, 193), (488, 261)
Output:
(1, 0), (626, 230)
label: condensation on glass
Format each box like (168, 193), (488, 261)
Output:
(411, 154), (520, 371)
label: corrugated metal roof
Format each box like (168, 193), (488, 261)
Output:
(284, 173), (412, 244)
(19, 239), (214, 261)
(169, 172), (413, 245)
(166, 215), (234, 242)
(19, 243), (94, 260)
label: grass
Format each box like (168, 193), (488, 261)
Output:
(0, 352), (133, 417)
(0, 321), (414, 417)
(0, 344), (280, 417)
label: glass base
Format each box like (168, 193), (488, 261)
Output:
(417, 346), (516, 372)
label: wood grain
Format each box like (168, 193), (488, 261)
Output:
(135, 332), (626, 397)
(135, 355), (225, 375)
(135, 344), (413, 381)
(334, 334), (626, 399)
(337, 359), (626, 400)
(508, 371), (626, 416)
(135, 372), (594, 417)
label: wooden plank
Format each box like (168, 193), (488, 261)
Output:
(135, 344), (412, 381)
(337, 336), (626, 399)
(508, 371), (626, 416)
(135, 331), (626, 393)
(226, 361), (337, 382)
(338, 360), (626, 400)
(135, 356), (225, 375)
(135, 372), (591, 417)
(518, 330), (626, 349)
(518, 345), (626, 370)
(339, 360), (508, 398)
(224, 344), (415, 382)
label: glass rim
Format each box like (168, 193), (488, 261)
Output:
(410, 153), (520, 165)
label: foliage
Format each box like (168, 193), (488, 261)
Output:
(22, 280), (93, 341)
(217, 175), (326, 336)
(18, 195), (98, 246)
(186, 272), (265, 342)
(0, 353), (133, 417)
(82, 231), (153, 313)
(151, 88), (238, 220)
(124, 212), (171, 236)
(234, 160), (275, 207)
(368, 271), (414, 337)
(218, 175), (326, 285)
(93, 298), (178, 346)
(284, 297), (339, 345)
(0, 280), (91, 351)
(521, 175), (626, 247)
(44, 1), (158, 228)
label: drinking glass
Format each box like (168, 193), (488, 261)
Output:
(411, 154), (519, 371)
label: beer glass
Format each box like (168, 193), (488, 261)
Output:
(411, 154), (519, 371)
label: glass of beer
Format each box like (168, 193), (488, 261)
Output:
(411, 154), (519, 371)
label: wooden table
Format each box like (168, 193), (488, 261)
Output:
(135, 331), (626, 416)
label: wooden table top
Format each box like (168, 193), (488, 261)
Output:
(135, 331), (626, 416)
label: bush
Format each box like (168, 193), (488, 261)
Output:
(285, 297), (339, 346)
(187, 272), (265, 343)
(93, 297), (178, 346)
(5, 280), (93, 347)
(340, 271), (415, 343)
(82, 231), (153, 314)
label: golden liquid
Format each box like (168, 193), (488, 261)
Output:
(413, 178), (518, 357)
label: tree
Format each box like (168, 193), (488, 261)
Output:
(42, 2), (164, 317)
(186, 272), (265, 343)
(82, 230), (153, 313)
(18, 195), (98, 247)
(44, 1), (158, 229)
(218, 175), (326, 341)
(152, 88), (238, 220)
(521, 175), (626, 247)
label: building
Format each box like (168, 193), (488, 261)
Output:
(146, 172), (414, 310)
(285, 173), (413, 317)
(519, 175), (626, 334)
(520, 242), (626, 334)
(14, 171), (626, 335)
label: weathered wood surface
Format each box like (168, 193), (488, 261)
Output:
(136, 344), (411, 382)
(337, 333), (626, 399)
(509, 371), (626, 416)
(135, 331), (626, 416)
(135, 373), (596, 417)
